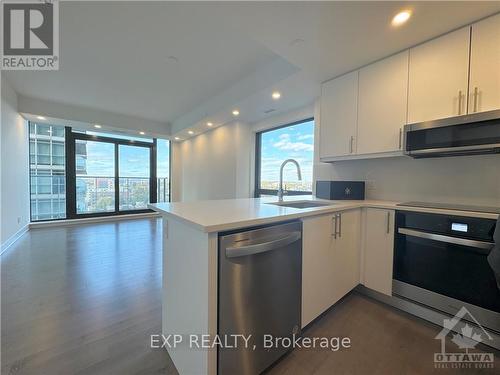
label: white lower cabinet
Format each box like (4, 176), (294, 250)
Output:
(331, 209), (361, 303)
(302, 213), (336, 327)
(361, 208), (395, 296)
(301, 209), (361, 327)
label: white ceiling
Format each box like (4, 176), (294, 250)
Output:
(219, 1), (500, 82)
(4, 1), (500, 138)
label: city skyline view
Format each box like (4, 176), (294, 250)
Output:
(79, 139), (170, 178)
(75, 137), (170, 214)
(30, 123), (172, 220)
(259, 119), (314, 191)
(81, 124), (312, 188)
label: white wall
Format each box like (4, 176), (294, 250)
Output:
(313, 100), (500, 206)
(170, 141), (183, 202)
(176, 121), (252, 201)
(174, 104), (317, 202)
(1, 76), (30, 247)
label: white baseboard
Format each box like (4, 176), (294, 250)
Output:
(29, 211), (161, 229)
(1, 224), (29, 255)
(1, 213), (161, 255)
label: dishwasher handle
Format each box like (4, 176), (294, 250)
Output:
(226, 231), (301, 258)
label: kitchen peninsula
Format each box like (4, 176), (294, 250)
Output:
(149, 197), (498, 374)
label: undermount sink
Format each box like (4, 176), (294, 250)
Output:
(267, 201), (334, 209)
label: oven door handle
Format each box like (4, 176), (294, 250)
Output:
(398, 228), (494, 253)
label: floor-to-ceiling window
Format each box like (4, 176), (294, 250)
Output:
(68, 131), (157, 218)
(75, 139), (116, 214)
(119, 144), (150, 210)
(29, 122), (67, 220)
(156, 139), (170, 203)
(28, 122), (171, 221)
(255, 118), (314, 197)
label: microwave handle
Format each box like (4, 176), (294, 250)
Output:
(398, 228), (493, 254)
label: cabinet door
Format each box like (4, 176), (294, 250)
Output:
(408, 27), (470, 123)
(469, 13), (500, 113)
(301, 214), (336, 327)
(319, 71), (358, 159)
(362, 208), (395, 296)
(332, 209), (361, 303)
(357, 51), (408, 154)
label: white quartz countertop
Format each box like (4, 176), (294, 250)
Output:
(149, 196), (499, 233)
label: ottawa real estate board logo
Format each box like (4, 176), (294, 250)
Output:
(434, 307), (495, 369)
(1, 0), (59, 70)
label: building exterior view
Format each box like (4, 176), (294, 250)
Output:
(29, 123), (67, 221)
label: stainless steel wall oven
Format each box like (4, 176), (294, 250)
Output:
(393, 210), (499, 333)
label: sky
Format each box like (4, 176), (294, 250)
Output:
(76, 139), (169, 178)
(260, 120), (314, 183)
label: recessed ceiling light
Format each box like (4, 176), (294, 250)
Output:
(94, 124), (102, 129)
(174, 137), (181, 140)
(290, 38), (305, 47)
(272, 91), (281, 100)
(206, 122), (213, 127)
(188, 130), (194, 135)
(167, 55), (179, 63)
(392, 10), (411, 27)
(232, 109), (240, 116)
(37, 116), (46, 120)
(139, 131), (145, 135)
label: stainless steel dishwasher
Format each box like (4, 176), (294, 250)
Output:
(218, 221), (302, 375)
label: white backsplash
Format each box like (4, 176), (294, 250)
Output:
(314, 154), (500, 206)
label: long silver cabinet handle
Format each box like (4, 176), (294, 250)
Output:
(386, 211), (391, 234)
(458, 90), (462, 115)
(337, 213), (342, 238)
(226, 231), (302, 258)
(398, 228), (493, 253)
(473, 87), (479, 113)
(331, 215), (337, 238)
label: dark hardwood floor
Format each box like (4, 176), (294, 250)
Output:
(2, 218), (498, 374)
(1, 218), (177, 375)
(267, 293), (500, 375)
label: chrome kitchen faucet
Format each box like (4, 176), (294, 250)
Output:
(277, 159), (302, 202)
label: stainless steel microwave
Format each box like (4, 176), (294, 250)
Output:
(404, 109), (500, 158)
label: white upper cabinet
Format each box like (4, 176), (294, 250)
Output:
(469, 13), (500, 113)
(357, 51), (409, 155)
(319, 13), (499, 161)
(408, 27), (470, 123)
(320, 71), (358, 159)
